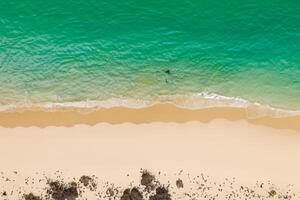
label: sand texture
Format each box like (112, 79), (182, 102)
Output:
(0, 120), (300, 199)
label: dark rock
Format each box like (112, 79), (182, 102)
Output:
(106, 188), (115, 197)
(79, 175), (97, 191)
(130, 188), (143, 200)
(120, 189), (131, 200)
(47, 181), (79, 200)
(79, 176), (92, 187)
(269, 190), (277, 197)
(176, 179), (183, 188)
(141, 171), (155, 187)
(24, 193), (42, 200)
(149, 187), (171, 200)
(120, 188), (143, 200)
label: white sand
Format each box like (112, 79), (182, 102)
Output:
(0, 119), (300, 190)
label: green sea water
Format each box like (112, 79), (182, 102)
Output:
(0, 0), (300, 111)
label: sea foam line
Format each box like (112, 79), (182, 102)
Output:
(0, 92), (299, 118)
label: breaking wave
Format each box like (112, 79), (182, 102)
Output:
(0, 92), (299, 119)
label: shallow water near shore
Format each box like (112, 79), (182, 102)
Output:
(1, 0), (300, 112)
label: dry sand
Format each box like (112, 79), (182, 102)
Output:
(0, 117), (300, 199)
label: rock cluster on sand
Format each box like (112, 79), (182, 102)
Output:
(141, 170), (155, 187)
(23, 193), (42, 200)
(46, 181), (78, 200)
(0, 169), (298, 200)
(79, 175), (97, 191)
(149, 187), (171, 200)
(120, 188), (144, 200)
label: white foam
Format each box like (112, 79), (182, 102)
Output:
(0, 93), (299, 118)
(198, 91), (248, 103)
(0, 98), (152, 111)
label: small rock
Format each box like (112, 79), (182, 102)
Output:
(106, 188), (114, 197)
(79, 176), (92, 187)
(176, 179), (184, 188)
(269, 190), (277, 197)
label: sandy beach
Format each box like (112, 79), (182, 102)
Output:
(0, 104), (300, 131)
(2, 0), (300, 199)
(0, 111), (300, 199)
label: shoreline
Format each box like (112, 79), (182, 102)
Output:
(0, 103), (299, 131)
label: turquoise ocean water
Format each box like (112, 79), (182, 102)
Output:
(0, 0), (300, 115)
